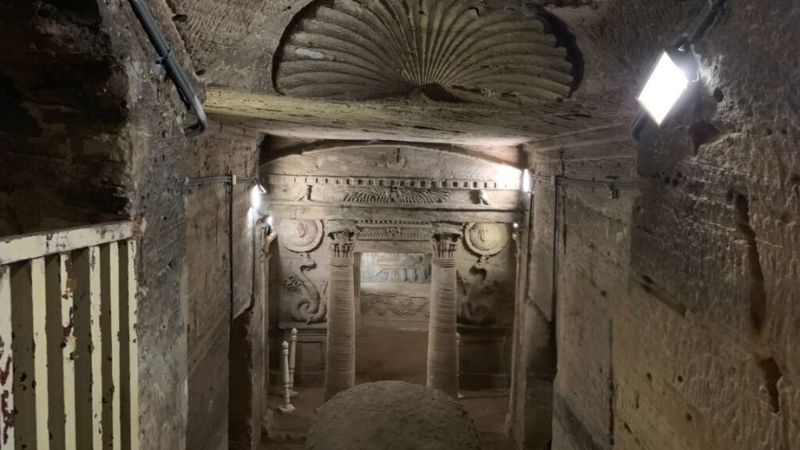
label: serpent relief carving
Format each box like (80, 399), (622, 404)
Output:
(283, 254), (328, 324)
(458, 258), (494, 326)
(458, 234), (516, 326)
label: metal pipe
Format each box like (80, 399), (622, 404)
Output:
(185, 176), (257, 187)
(530, 174), (646, 193)
(686, 0), (728, 47)
(228, 178), (235, 323)
(128, 0), (207, 138)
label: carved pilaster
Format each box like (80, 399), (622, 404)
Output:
(427, 223), (463, 397)
(324, 222), (358, 399)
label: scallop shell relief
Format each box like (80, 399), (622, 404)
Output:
(274, 0), (577, 106)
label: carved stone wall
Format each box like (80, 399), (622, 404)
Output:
(266, 144), (521, 388)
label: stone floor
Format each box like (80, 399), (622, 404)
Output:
(261, 326), (513, 449)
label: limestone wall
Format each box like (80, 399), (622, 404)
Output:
(616, 2), (800, 448)
(0, 1), (197, 448)
(0, 3), (270, 449)
(520, 1), (800, 449)
(186, 126), (263, 450)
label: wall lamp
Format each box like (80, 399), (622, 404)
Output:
(632, 0), (727, 141)
(522, 169), (532, 193)
(250, 183), (266, 210)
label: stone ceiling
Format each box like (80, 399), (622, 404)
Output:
(166, 0), (708, 143)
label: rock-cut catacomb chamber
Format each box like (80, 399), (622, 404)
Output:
(0, 0), (798, 449)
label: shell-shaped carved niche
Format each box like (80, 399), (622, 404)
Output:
(273, 0), (578, 106)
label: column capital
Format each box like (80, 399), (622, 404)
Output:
(327, 221), (357, 261)
(431, 223), (462, 262)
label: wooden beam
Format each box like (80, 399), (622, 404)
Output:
(0, 265), (14, 450)
(30, 258), (50, 450)
(119, 240), (139, 450)
(205, 87), (597, 146)
(270, 204), (521, 223)
(59, 253), (78, 450)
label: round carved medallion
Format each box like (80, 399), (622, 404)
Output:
(278, 219), (324, 253)
(464, 223), (509, 256)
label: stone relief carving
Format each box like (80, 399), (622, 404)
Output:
(457, 266), (510, 326)
(361, 253), (431, 283)
(278, 219), (324, 253)
(283, 254), (328, 324)
(358, 226), (431, 241)
(266, 174), (519, 191)
(362, 294), (430, 318)
(464, 223), (509, 256)
(458, 228), (513, 326)
(344, 187), (450, 204)
(273, 0), (577, 106)
(385, 149), (407, 169)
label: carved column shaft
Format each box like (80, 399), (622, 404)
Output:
(325, 227), (357, 400)
(427, 225), (462, 397)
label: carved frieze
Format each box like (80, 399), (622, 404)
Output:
(278, 219), (324, 253)
(273, 0), (577, 106)
(343, 187), (450, 204)
(265, 174), (520, 191)
(358, 226), (430, 242)
(464, 223), (509, 257)
(361, 253), (431, 283)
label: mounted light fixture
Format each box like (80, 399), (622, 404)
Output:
(522, 169), (532, 193)
(632, 0), (727, 141)
(637, 48), (698, 126)
(250, 183), (266, 210)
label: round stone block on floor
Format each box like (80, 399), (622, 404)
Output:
(306, 381), (481, 450)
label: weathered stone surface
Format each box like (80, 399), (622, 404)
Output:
(186, 125), (263, 449)
(205, 87), (602, 145)
(0, 1), (199, 448)
(518, 2), (800, 450)
(306, 381), (481, 450)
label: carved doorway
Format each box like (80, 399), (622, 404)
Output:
(355, 252), (432, 386)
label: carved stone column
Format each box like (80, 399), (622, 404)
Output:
(427, 224), (463, 396)
(324, 223), (357, 400)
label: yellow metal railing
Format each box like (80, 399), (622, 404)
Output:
(0, 222), (139, 450)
